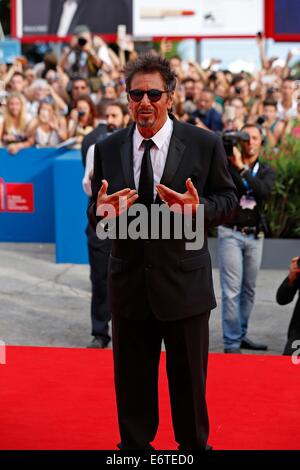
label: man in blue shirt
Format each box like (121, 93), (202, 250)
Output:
(192, 88), (223, 132)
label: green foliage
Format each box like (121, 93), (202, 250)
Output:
(261, 137), (300, 238)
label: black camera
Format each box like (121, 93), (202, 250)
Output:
(78, 37), (87, 47)
(219, 130), (250, 157)
(186, 116), (197, 125)
(235, 86), (242, 94)
(257, 115), (267, 125)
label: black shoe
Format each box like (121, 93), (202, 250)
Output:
(240, 337), (268, 351)
(224, 348), (242, 354)
(86, 336), (109, 349)
(117, 442), (155, 451)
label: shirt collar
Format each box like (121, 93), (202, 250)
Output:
(135, 116), (173, 150)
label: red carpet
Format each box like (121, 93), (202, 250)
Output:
(0, 346), (299, 450)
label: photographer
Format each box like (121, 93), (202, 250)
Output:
(276, 257), (300, 356)
(218, 124), (275, 353)
(60, 25), (103, 80)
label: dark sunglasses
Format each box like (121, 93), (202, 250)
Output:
(128, 89), (168, 102)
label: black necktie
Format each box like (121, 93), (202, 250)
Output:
(138, 139), (155, 208)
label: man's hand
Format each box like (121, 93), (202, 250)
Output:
(288, 257), (300, 285)
(228, 146), (244, 171)
(96, 179), (138, 219)
(156, 178), (199, 214)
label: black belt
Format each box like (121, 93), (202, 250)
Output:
(224, 224), (257, 235)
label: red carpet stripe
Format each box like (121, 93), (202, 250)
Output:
(0, 347), (299, 450)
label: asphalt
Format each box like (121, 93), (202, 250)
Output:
(0, 242), (295, 355)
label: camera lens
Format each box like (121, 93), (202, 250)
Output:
(78, 37), (87, 47)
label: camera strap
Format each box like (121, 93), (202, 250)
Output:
(241, 161), (259, 192)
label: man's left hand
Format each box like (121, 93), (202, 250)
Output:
(228, 146), (244, 171)
(156, 178), (199, 214)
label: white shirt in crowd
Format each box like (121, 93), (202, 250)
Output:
(82, 143), (95, 196)
(277, 100), (298, 120)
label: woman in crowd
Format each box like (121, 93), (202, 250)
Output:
(0, 92), (33, 154)
(27, 101), (67, 147)
(67, 95), (97, 149)
(261, 99), (285, 148)
(223, 97), (247, 131)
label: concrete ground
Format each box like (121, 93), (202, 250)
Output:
(0, 243), (295, 355)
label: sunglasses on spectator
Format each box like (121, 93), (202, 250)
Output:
(128, 89), (168, 102)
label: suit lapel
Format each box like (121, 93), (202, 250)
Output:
(120, 125), (136, 189)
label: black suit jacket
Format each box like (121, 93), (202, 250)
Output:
(90, 118), (237, 321)
(48, 0), (132, 35)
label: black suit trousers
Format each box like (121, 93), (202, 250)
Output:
(112, 310), (210, 450)
(86, 224), (112, 340)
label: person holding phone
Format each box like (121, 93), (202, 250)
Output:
(276, 257), (300, 356)
(67, 95), (97, 148)
(27, 101), (67, 147)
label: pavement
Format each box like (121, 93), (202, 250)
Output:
(0, 242), (295, 355)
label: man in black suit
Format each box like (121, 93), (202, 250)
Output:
(89, 54), (237, 450)
(82, 102), (130, 348)
(48, 0), (132, 35)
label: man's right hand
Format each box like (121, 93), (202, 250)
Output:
(96, 179), (138, 219)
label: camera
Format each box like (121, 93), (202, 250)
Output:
(186, 116), (198, 125)
(78, 110), (86, 118)
(257, 115), (267, 125)
(13, 134), (27, 143)
(219, 130), (250, 157)
(193, 109), (206, 120)
(235, 86), (242, 94)
(78, 37), (87, 47)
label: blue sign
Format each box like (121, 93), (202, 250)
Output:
(0, 148), (89, 264)
(0, 40), (21, 64)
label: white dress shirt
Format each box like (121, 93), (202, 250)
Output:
(82, 143), (95, 196)
(133, 117), (173, 201)
(57, 0), (78, 37)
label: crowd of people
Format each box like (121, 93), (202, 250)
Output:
(0, 30), (300, 153)
(0, 29), (299, 357)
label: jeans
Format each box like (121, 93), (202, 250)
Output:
(217, 225), (264, 350)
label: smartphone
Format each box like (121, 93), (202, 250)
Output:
(224, 105), (236, 121)
(117, 24), (127, 46)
